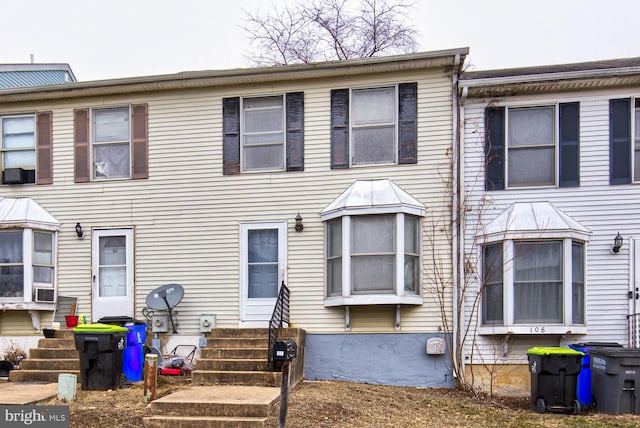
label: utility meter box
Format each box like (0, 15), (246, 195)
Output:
(273, 339), (297, 361)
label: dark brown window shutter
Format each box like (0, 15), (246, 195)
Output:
(36, 111), (53, 184)
(286, 92), (304, 172)
(398, 82), (417, 164)
(131, 103), (148, 179)
(330, 89), (349, 169)
(223, 97), (240, 175)
(74, 109), (90, 183)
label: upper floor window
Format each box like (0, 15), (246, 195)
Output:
(223, 93), (304, 175)
(330, 83), (417, 169)
(73, 104), (148, 183)
(242, 96), (285, 172)
(609, 98), (640, 184)
(93, 107), (131, 179)
(1, 115), (36, 184)
(485, 103), (579, 190)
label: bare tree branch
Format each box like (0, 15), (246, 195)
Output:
(243, 0), (417, 66)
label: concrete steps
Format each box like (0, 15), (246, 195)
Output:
(9, 329), (79, 383)
(143, 328), (305, 428)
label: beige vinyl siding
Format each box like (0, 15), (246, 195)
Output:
(462, 89), (640, 363)
(0, 67), (455, 335)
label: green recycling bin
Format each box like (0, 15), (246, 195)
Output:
(73, 323), (128, 390)
(527, 346), (584, 414)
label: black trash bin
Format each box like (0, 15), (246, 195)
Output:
(73, 323), (128, 390)
(590, 347), (640, 415)
(527, 346), (584, 414)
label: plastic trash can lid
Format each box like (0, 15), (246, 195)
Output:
(527, 346), (584, 356)
(72, 323), (128, 333)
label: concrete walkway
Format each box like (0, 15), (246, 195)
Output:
(0, 382), (58, 404)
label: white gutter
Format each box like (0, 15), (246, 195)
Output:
(460, 65), (640, 89)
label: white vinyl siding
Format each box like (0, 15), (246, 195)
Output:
(463, 89), (640, 363)
(0, 67), (455, 334)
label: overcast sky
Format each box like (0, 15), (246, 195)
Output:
(2, 0), (639, 81)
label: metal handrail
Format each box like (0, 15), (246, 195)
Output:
(268, 281), (290, 371)
(628, 313), (640, 348)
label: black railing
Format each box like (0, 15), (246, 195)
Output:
(268, 281), (290, 371)
(629, 313), (640, 348)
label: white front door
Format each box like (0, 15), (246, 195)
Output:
(240, 222), (287, 325)
(91, 228), (134, 322)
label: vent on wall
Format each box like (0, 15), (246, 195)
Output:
(34, 287), (56, 303)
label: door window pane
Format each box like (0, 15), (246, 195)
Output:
(98, 236), (127, 297)
(513, 241), (563, 323)
(248, 229), (279, 298)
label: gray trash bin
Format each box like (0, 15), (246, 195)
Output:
(590, 347), (640, 415)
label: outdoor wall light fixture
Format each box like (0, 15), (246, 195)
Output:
(295, 212), (304, 232)
(612, 232), (623, 254)
(75, 223), (84, 239)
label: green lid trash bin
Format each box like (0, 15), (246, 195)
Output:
(73, 323), (128, 390)
(590, 347), (640, 415)
(527, 347), (584, 414)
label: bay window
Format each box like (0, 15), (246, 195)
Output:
(481, 239), (586, 334)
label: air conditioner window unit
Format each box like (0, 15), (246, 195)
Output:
(3, 168), (26, 184)
(34, 287), (56, 303)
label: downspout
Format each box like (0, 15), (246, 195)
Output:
(451, 53), (462, 382)
(457, 84), (468, 382)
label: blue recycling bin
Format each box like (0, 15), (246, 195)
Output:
(569, 342), (622, 407)
(123, 323), (147, 382)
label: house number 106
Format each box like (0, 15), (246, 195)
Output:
(530, 326), (545, 333)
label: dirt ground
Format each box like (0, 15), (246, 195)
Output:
(40, 377), (640, 428)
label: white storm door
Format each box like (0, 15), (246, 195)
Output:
(92, 228), (134, 322)
(240, 222), (287, 325)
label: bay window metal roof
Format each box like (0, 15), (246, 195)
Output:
(0, 198), (60, 231)
(321, 179), (426, 221)
(478, 202), (591, 243)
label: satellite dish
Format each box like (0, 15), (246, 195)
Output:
(146, 283), (184, 333)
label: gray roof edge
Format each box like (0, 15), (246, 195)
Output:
(460, 57), (640, 88)
(0, 48), (468, 100)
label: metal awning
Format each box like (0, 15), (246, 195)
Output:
(0, 198), (60, 231)
(478, 201), (591, 243)
(321, 179), (425, 221)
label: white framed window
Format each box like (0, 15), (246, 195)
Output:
(322, 179), (425, 306)
(241, 95), (285, 172)
(325, 213), (421, 305)
(351, 86), (397, 166)
(480, 238), (585, 334)
(92, 106), (131, 179)
(1, 114), (36, 183)
(0, 229), (56, 301)
(507, 106), (556, 187)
